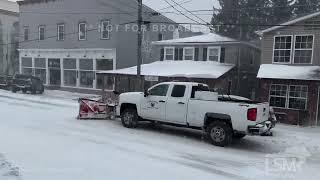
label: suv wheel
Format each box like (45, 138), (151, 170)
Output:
(31, 88), (36, 94)
(11, 87), (17, 93)
(207, 121), (232, 147)
(22, 89), (27, 93)
(121, 108), (138, 128)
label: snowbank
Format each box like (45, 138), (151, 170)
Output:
(97, 61), (235, 79)
(257, 64), (320, 80)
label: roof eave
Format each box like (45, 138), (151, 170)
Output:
(256, 11), (320, 35)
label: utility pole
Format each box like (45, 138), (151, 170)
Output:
(237, 7), (242, 96)
(137, 0), (143, 90)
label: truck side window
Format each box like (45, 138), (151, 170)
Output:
(149, 84), (169, 96)
(171, 85), (186, 98)
(191, 85), (210, 98)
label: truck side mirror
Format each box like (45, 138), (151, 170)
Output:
(144, 89), (149, 97)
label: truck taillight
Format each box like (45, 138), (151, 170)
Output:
(247, 108), (257, 121)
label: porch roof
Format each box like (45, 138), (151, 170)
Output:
(152, 33), (238, 45)
(97, 60), (235, 79)
(257, 64), (320, 81)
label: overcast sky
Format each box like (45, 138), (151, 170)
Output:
(9, 0), (219, 32)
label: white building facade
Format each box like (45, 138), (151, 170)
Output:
(19, 48), (116, 90)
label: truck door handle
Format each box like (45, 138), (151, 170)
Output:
(159, 100), (166, 103)
(178, 102), (185, 105)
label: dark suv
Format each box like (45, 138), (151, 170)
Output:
(11, 74), (44, 94)
(0, 75), (13, 90)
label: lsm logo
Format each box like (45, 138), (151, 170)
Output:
(265, 154), (306, 176)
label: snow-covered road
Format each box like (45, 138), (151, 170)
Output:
(0, 90), (320, 180)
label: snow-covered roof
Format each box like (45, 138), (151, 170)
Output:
(257, 64), (320, 81)
(152, 33), (238, 45)
(0, 0), (19, 13)
(97, 61), (235, 79)
(257, 11), (320, 35)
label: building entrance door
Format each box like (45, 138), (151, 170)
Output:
(48, 59), (61, 86)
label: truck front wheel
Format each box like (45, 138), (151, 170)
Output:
(207, 121), (232, 147)
(121, 108), (138, 128)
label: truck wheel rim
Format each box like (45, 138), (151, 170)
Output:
(123, 112), (133, 125)
(211, 127), (225, 142)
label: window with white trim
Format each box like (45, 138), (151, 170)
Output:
(269, 84), (308, 110)
(273, 36), (292, 63)
(269, 84), (288, 108)
(183, 47), (194, 60)
(38, 25), (45, 40)
(288, 85), (308, 110)
(21, 57), (33, 75)
(294, 35), (313, 64)
(79, 22), (87, 40)
(164, 47), (174, 60)
(101, 20), (110, 40)
(24, 26), (29, 41)
(207, 47), (221, 61)
(57, 24), (65, 41)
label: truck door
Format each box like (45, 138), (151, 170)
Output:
(141, 84), (169, 121)
(165, 84), (188, 124)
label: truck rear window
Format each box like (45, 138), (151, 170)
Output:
(171, 85), (186, 98)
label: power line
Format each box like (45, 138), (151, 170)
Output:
(157, 0), (193, 11)
(169, 0), (210, 25)
(163, 0), (203, 26)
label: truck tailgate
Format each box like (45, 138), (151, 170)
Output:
(255, 102), (270, 124)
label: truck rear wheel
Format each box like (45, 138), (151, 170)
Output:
(207, 121), (232, 147)
(121, 108), (138, 128)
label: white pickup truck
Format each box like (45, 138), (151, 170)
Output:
(117, 82), (275, 147)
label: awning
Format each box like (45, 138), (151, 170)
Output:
(257, 64), (320, 81)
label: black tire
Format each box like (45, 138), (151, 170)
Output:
(22, 89), (27, 93)
(206, 121), (233, 147)
(233, 133), (246, 139)
(121, 108), (138, 128)
(11, 87), (17, 93)
(31, 88), (36, 94)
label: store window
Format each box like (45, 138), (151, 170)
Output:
(79, 59), (94, 88)
(63, 58), (77, 87)
(21, 57), (33, 75)
(34, 58), (46, 84)
(96, 59), (114, 90)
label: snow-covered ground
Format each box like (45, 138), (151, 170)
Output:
(0, 89), (320, 180)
